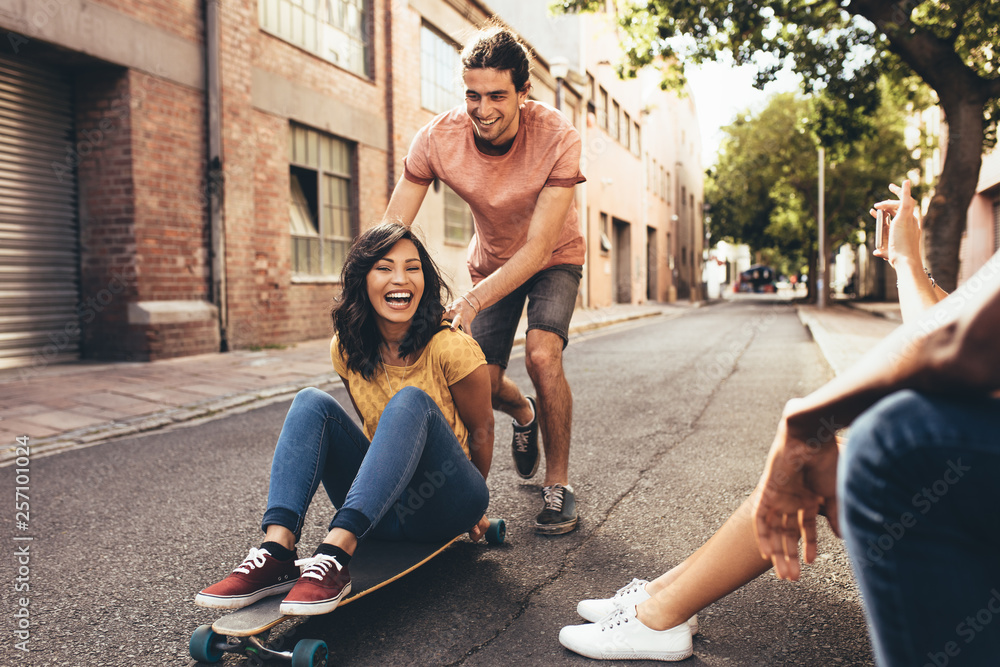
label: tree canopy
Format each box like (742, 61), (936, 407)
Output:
(553, 0), (1000, 292)
(708, 85), (917, 299)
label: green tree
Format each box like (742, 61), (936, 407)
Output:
(708, 88), (915, 300)
(553, 0), (1000, 291)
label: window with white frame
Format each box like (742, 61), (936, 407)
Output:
(597, 87), (608, 130)
(258, 0), (371, 78)
(421, 24), (463, 114)
(289, 124), (355, 277)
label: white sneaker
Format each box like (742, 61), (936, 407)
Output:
(559, 605), (693, 661)
(577, 579), (699, 635)
(578, 579), (651, 622)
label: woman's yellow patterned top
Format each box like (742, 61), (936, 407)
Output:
(330, 327), (486, 456)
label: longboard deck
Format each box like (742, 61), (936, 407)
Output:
(212, 536), (459, 637)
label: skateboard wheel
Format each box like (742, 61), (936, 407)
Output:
(292, 638), (329, 667)
(485, 518), (506, 544)
(189, 625), (224, 663)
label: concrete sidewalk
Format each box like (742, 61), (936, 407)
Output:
(0, 297), (903, 463)
(0, 302), (691, 462)
(797, 301), (901, 375)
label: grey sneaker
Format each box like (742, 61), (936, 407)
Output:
(535, 483), (578, 535)
(511, 396), (540, 479)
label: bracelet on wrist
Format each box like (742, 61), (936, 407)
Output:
(924, 268), (936, 290)
(467, 291), (483, 311)
(460, 294), (479, 314)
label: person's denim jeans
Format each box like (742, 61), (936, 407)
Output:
(839, 390), (1000, 666)
(261, 386), (489, 543)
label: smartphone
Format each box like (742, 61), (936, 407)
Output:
(874, 209), (889, 253)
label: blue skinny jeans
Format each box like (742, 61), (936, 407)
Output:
(839, 390), (1000, 667)
(261, 386), (489, 543)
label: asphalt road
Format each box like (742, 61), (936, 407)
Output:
(0, 299), (874, 666)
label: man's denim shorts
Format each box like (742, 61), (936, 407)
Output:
(470, 264), (582, 369)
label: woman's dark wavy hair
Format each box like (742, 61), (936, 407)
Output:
(461, 18), (533, 93)
(331, 222), (451, 380)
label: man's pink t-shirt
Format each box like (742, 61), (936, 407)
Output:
(402, 101), (587, 283)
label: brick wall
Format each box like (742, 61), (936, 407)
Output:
(76, 63), (217, 362)
(130, 70), (217, 360)
(75, 66), (139, 360)
(131, 72), (209, 302)
(91, 0), (203, 43)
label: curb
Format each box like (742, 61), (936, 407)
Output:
(0, 376), (342, 465)
(796, 307), (844, 375)
(1, 307), (675, 465)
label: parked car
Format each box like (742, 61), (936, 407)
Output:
(735, 265), (777, 293)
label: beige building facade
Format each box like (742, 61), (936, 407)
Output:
(489, 3), (704, 307)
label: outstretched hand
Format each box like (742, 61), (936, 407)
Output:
(752, 414), (841, 581)
(468, 515), (490, 542)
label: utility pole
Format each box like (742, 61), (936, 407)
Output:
(817, 146), (826, 309)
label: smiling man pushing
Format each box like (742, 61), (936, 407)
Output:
(382, 20), (586, 535)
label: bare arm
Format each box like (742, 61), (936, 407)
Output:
(754, 251), (1000, 580)
(383, 175), (430, 226)
(450, 364), (494, 481)
(873, 180), (943, 322)
(448, 185), (576, 331)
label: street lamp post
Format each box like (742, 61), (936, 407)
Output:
(818, 146), (826, 309)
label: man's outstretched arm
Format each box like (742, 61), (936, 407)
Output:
(448, 185), (576, 331)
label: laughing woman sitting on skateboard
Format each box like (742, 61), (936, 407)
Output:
(196, 222), (494, 616)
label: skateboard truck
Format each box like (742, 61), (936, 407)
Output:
(190, 624), (327, 666)
(190, 518), (505, 665)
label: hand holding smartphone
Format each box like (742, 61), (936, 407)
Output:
(874, 209), (890, 254)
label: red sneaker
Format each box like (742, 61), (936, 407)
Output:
(279, 554), (352, 616)
(195, 547), (299, 609)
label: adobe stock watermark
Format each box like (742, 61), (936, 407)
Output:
(886, 252), (1000, 370)
(3, 0), (73, 55)
(18, 266), (137, 383)
(52, 73), (163, 184)
(11, 435), (32, 653)
(701, 304), (780, 383)
(924, 587), (1000, 667)
(394, 460), (459, 524)
(851, 458), (970, 570)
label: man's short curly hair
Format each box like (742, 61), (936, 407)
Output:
(461, 19), (532, 93)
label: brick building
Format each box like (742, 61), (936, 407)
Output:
(0, 0), (702, 371)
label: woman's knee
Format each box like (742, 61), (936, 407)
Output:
(291, 386), (335, 411)
(386, 385), (434, 411)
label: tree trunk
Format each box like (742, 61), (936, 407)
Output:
(922, 97), (985, 292)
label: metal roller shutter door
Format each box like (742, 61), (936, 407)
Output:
(0, 55), (78, 370)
